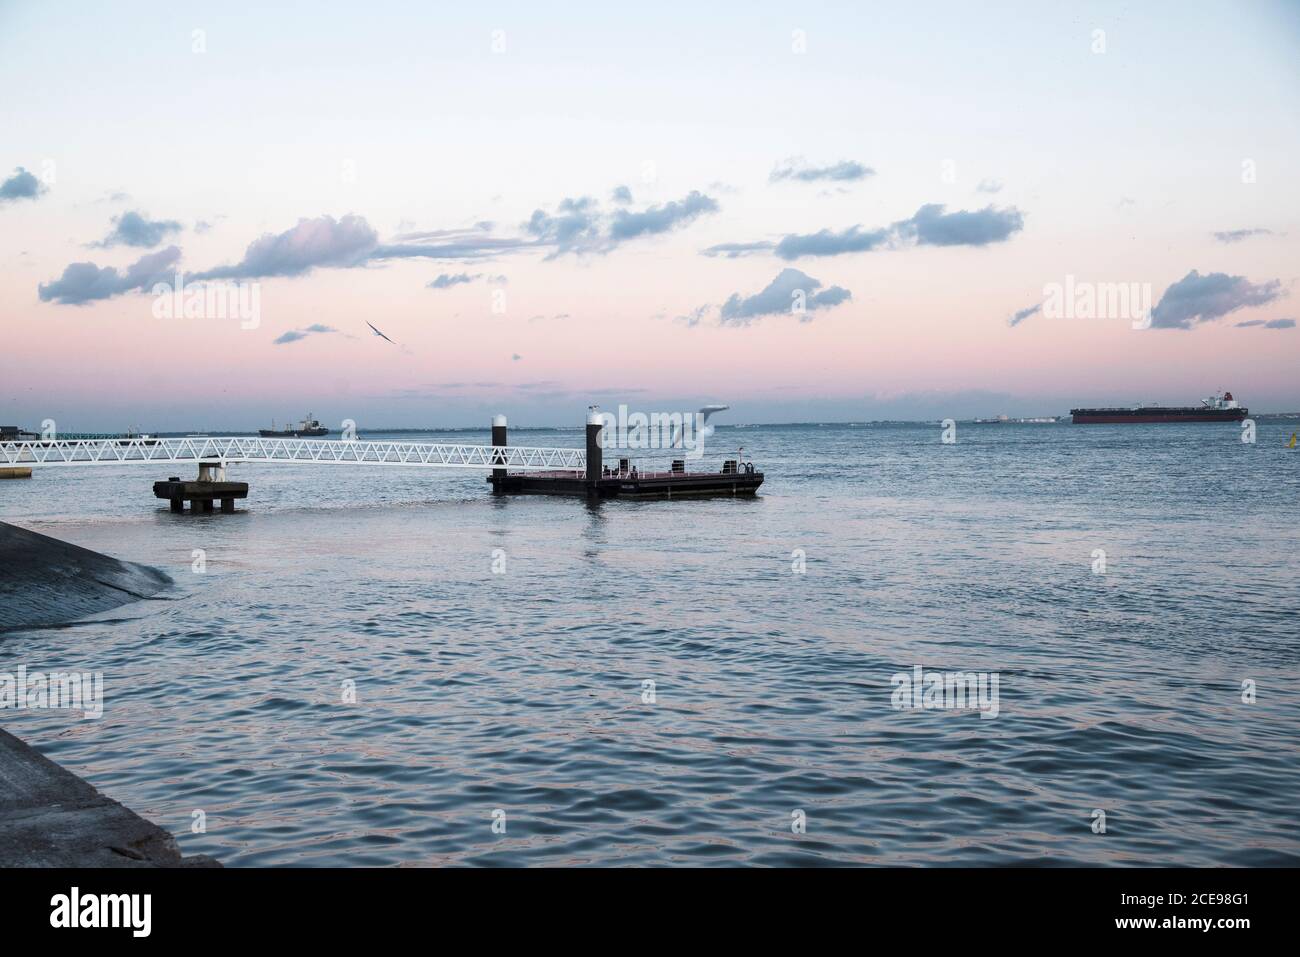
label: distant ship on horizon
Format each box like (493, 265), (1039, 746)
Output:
(259, 413), (329, 438)
(971, 414), (1061, 424)
(1071, 392), (1248, 424)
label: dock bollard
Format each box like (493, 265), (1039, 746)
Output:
(491, 414), (507, 493)
(585, 408), (604, 488)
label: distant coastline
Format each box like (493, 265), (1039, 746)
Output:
(31, 412), (1297, 436)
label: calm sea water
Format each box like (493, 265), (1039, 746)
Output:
(3, 421), (1299, 866)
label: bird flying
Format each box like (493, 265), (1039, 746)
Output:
(366, 321), (396, 344)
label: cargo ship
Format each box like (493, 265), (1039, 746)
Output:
(1071, 392), (1247, 424)
(259, 413), (329, 438)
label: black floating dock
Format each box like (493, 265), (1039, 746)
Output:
(492, 466), (763, 498)
(487, 411), (764, 499)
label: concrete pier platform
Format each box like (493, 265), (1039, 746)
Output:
(153, 478), (248, 513)
(0, 521), (171, 632)
(0, 728), (219, 867)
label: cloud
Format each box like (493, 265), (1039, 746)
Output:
(0, 167), (47, 203)
(899, 203), (1025, 247)
(1150, 269), (1284, 329)
(38, 246), (181, 305)
(775, 225), (892, 259)
(1213, 228), (1273, 244)
(770, 158), (874, 183)
(427, 272), (480, 290)
(95, 210), (183, 248)
(701, 241), (776, 258)
(194, 214), (379, 279)
(173, 189), (722, 281)
(717, 268), (851, 326)
(375, 235), (536, 261)
(525, 190), (719, 256)
(774, 204), (1024, 259)
(274, 323), (339, 345)
(676, 304), (711, 328)
(1235, 317), (1295, 329)
(523, 196), (602, 255)
(610, 185), (633, 204)
(1008, 302), (1041, 327)
(511, 353), (522, 361)
(976, 178), (1004, 194)
(607, 190), (718, 242)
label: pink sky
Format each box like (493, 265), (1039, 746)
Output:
(2, 1), (1297, 429)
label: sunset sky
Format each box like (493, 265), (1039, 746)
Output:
(2, 0), (1298, 430)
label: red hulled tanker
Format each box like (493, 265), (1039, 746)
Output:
(1071, 392), (1248, 424)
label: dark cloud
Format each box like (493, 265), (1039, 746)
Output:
(700, 241), (776, 258)
(274, 323), (339, 345)
(1236, 317), (1295, 329)
(96, 210), (183, 248)
(607, 190), (718, 241)
(775, 225), (891, 259)
(1008, 302), (1041, 327)
(375, 235), (536, 261)
(525, 190), (718, 256)
(718, 267), (851, 327)
(379, 222), (534, 261)
(1213, 228), (1273, 244)
(427, 272), (480, 290)
(523, 196), (602, 255)
(0, 167), (46, 203)
(900, 203), (1024, 247)
(38, 246), (181, 305)
(195, 214), (378, 279)
(775, 204), (1024, 259)
(770, 158), (874, 184)
(1150, 269), (1283, 329)
(90, 187), (724, 290)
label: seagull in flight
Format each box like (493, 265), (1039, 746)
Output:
(366, 321), (397, 344)
(670, 404), (731, 447)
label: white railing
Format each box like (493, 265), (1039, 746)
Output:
(0, 437), (586, 471)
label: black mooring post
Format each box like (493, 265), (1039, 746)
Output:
(491, 414), (507, 493)
(585, 408), (603, 491)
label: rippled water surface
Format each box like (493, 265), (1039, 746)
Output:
(3, 422), (1299, 866)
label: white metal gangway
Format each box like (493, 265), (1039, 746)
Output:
(0, 436), (586, 471)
